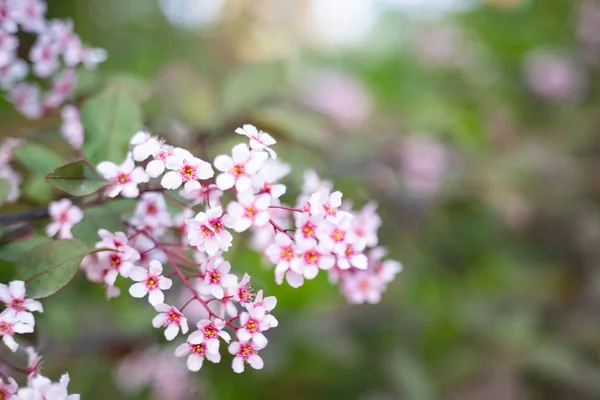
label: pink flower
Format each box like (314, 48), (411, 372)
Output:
(0, 311), (33, 352)
(130, 131), (161, 162)
(198, 257), (237, 300)
(247, 290), (277, 316)
(290, 238), (335, 279)
(180, 182), (222, 207)
(9, 83), (42, 119)
(351, 202), (381, 248)
(145, 144), (173, 178)
(185, 206), (232, 256)
(45, 198), (83, 239)
(0, 58), (28, 89)
(237, 306), (276, 348)
(152, 304), (189, 341)
(214, 143), (268, 192)
(43, 69), (77, 109)
(335, 242), (368, 270)
(309, 190), (343, 222)
(129, 260), (173, 306)
(190, 318), (231, 354)
(0, 376), (18, 399)
(235, 124), (277, 159)
(12, 0), (46, 33)
(252, 159), (290, 199)
(16, 373), (79, 400)
(0, 29), (18, 67)
(95, 230), (140, 286)
(174, 334), (221, 372)
(131, 192), (172, 234)
(0, 0), (19, 33)
(226, 192), (271, 233)
(161, 148), (214, 191)
(266, 233), (303, 288)
(29, 34), (59, 78)
(59, 105), (84, 149)
(341, 271), (384, 304)
(233, 273), (253, 303)
(0, 281), (42, 326)
(228, 340), (265, 373)
(97, 154), (149, 198)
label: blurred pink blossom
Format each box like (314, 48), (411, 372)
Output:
(397, 136), (447, 198)
(300, 69), (372, 129)
(523, 51), (587, 103)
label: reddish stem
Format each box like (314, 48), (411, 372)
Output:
(269, 205), (303, 213)
(270, 219), (295, 241)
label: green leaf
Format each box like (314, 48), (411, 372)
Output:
(221, 61), (285, 116)
(71, 199), (135, 244)
(44, 159), (109, 197)
(15, 239), (92, 299)
(81, 88), (142, 164)
(13, 144), (64, 175)
(0, 236), (51, 262)
(0, 180), (11, 208)
(22, 174), (53, 204)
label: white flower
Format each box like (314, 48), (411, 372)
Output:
(309, 190), (343, 222)
(43, 69), (77, 109)
(0, 280), (43, 325)
(145, 145), (173, 178)
(0, 29), (18, 67)
(130, 131), (160, 162)
(12, 0), (47, 33)
(97, 154), (149, 198)
(129, 260), (173, 306)
(198, 257), (237, 300)
(0, 311), (33, 352)
(185, 206), (232, 256)
(266, 233), (303, 288)
(290, 238), (335, 280)
(0, 58), (28, 89)
(190, 318), (231, 354)
(226, 192), (271, 233)
(237, 306), (277, 348)
(0, 376), (18, 399)
(161, 148), (214, 191)
(152, 304), (189, 341)
(9, 83), (42, 119)
(16, 373), (79, 400)
(213, 143), (268, 192)
(235, 124), (277, 159)
(228, 340), (265, 373)
(46, 199), (83, 239)
(252, 158), (289, 199)
(174, 333), (221, 372)
(130, 192), (172, 234)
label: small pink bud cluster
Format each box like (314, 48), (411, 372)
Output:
(77, 123), (401, 374)
(0, 137), (23, 203)
(0, 0), (106, 119)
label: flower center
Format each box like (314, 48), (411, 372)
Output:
(331, 229), (345, 242)
(57, 211), (69, 224)
(301, 222), (315, 238)
(168, 310), (181, 324)
(238, 286), (252, 303)
(115, 172), (130, 185)
(246, 319), (259, 333)
(0, 321), (13, 335)
(209, 270), (221, 284)
(304, 250), (319, 264)
(191, 343), (206, 356)
(345, 246), (354, 257)
(358, 279), (370, 291)
(110, 254), (122, 269)
(10, 298), (24, 312)
(204, 325), (217, 338)
(281, 247), (294, 260)
(201, 225), (214, 238)
(146, 203), (158, 215)
(181, 164), (195, 181)
(239, 343), (254, 359)
(145, 276), (158, 289)
(211, 220), (223, 232)
(324, 204), (336, 216)
(232, 164), (245, 177)
(244, 206), (257, 218)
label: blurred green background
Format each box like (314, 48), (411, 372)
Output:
(3, 0), (600, 398)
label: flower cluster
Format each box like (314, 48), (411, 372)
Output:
(0, 345), (79, 399)
(0, 280), (41, 352)
(0, 0), (106, 118)
(73, 123), (401, 376)
(0, 137), (23, 203)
